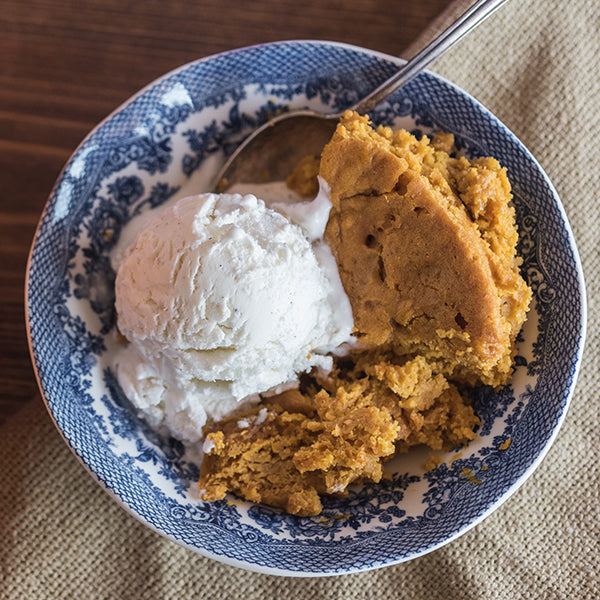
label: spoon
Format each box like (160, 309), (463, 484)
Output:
(214, 0), (508, 190)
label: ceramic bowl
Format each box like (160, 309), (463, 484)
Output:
(26, 41), (586, 576)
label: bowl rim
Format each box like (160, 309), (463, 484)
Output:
(25, 39), (587, 577)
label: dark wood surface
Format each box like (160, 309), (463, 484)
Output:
(0, 0), (454, 422)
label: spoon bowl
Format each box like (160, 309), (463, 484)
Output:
(216, 111), (337, 189)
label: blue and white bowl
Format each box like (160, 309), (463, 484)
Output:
(26, 41), (586, 576)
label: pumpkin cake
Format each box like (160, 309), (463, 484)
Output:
(198, 111), (531, 516)
(320, 111), (531, 387)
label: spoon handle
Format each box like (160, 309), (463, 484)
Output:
(353, 0), (509, 115)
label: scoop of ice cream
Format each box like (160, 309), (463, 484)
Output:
(114, 191), (353, 442)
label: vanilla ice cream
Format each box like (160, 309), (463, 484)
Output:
(113, 185), (353, 442)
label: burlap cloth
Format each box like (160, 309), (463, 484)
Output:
(2, 0), (598, 597)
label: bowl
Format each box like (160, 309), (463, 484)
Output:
(26, 40), (586, 576)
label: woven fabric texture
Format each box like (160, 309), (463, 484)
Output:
(2, 0), (598, 597)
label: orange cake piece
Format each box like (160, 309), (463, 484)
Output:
(320, 111), (532, 387)
(199, 356), (479, 517)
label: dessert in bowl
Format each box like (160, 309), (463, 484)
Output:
(26, 41), (586, 576)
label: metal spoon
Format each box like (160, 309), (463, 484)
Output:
(214, 0), (508, 190)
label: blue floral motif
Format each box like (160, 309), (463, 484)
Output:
(304, 75), (359, 111)
(72, 197), (127, 334)
(371, 97), (415, 125)
(182, 120), (227, 177)
(108, 175), (144, 206)
(422, 462), (477, 518)
(53, 304), (105, 359)
(471, 384), (516, 437)
(182, 101), (290, 177)
(131, 182), (181, 217)
(86, 199), (128, 253)
(515, 198), (556, 377)
(73, 259), (115, 335)
(107, 136), (171, 176)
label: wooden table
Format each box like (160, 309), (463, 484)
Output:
(0, 0), (453, 422)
